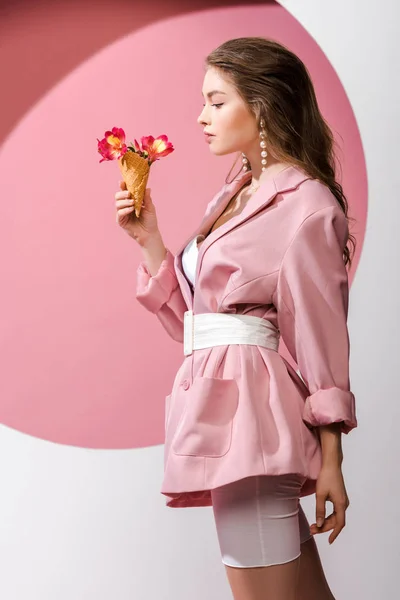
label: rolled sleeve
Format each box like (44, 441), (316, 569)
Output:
(135, 249), (187, 343)
(136, 249), (179, 314)
(274, 205), (357, 434)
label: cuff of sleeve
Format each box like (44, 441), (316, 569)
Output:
(302, 387), (357, 434)
(136, 249), (179, 313)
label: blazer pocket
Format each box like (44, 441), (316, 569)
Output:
(165, 394), (172, 431)
(172, 377), (239, 458)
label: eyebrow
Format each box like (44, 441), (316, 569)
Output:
(202, 90), (227, 98)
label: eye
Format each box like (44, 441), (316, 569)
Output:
(201, 103), (224, 108)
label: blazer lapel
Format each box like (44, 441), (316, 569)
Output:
(174, 172), (252, 310)
(175, 171), (252, 259)
(175, 165), (310, 310)
(194, 165), (310, 285)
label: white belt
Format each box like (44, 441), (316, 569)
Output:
(183, 310), (280, 356)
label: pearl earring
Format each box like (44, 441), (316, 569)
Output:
(259, 118), (268, 172)
(242, 117), (267, 173)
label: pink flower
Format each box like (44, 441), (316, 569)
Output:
(140, 135), (174, 162)
(97, 127), (174, 166)
(97, 127), (128, 162)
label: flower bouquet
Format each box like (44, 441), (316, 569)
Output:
(97, 127), (174, 217)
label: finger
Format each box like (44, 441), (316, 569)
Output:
(119, 180), (127, 190)
(116, 207), (135, 220)
(315, 494), (326, 528)
(329, 505), (346, 545)
(310, 513), (336, 534)
(329, 522), (344, 544)
(115, 199), (134, 209)
(311, 515), (335, 530)
(115, 191), (131, 201)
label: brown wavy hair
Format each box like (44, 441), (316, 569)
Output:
(206, 37), (357, 270)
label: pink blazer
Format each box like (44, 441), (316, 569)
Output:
(136, 165), (357, 508)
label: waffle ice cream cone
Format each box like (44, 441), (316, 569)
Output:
(118, 152), (150, 218)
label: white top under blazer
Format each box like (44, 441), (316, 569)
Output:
(181, 234), (205, 287)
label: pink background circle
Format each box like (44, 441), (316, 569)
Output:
(0, 3), (367, 448)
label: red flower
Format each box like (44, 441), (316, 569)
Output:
(97, 127), (128, 162)
(97, 127), (174, 166)
(140, 135), (174, 162)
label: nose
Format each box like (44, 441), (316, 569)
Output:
(197, 105), (210, 126)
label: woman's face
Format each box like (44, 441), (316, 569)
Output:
(197, 67), (258, 157)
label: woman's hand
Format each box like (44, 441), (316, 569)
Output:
(310, 464), (350, 544)
(115, 180), (160, 246)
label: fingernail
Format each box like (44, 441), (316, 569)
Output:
(317, 518), (323, 527)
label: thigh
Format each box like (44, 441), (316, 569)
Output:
(211, 474), (306, 568)
(297, 536), (336, 600)
(298, 502), (313, 545)
(224, 558), (300, 600)
(297, 502), (335, 599)
(211, 474), (306, 600)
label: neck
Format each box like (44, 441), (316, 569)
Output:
(247, 161), (290, 191)
(242, 143), (289, 185)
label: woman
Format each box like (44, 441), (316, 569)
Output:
(115, 37), (357, 600)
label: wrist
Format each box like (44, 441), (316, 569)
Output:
(140, 232), (168, 277)
(321, 452), (343, 469)
(318, 422), (343, 468)
(140, 230), (163, 249)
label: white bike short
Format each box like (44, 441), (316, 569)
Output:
(211, 474), (312, 568)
